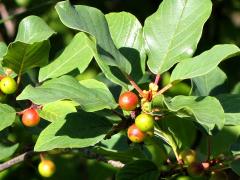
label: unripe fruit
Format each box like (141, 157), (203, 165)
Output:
(179, 149), (197, 165)
(187, 163), (204, 177)
(0, 77), (17, 94)
(135, 113), (154, 132)
(119, 91), (138, 111)
(127, 124), (145, 143)
(22, 108), (40, 127)
(38, 160), (56, 177)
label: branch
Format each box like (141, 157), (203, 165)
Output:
(156, 83), (173, 96)
(125, 74), (145, 97)
(0, 150), (35, 172)
(0, 3), (15, 38)
(154, 74), (161, 85)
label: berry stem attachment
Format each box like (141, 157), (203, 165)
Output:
(125, 74), (145, 98)
(17, 75), (21, 85)
(40, 153), (45, 161)
(156, 83), (173, 95)
(154, 74), (161, 85)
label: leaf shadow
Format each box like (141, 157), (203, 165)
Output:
(55, 112), (111, 139)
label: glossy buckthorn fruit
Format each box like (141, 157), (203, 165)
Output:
(127, 124), (145, 143)
(179, 149), (197, 165)
(22, 108), (40, 127)
(0, 76), (17, 94)
(38, 159), (56, 177)
(135, 113), (154, 132)
(118, 91), (138, 111)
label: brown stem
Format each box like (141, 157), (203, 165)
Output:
(156, 83), (173, 95)
(207, 136), (211, 161)
(0, 3), (15, 38)
(0, 150), (34, 172)
(154, 74), (161, 85)
(125, 74), (145, 97)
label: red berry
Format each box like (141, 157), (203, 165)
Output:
(127, 124), (145, 143)
(22, 108), (40, 127)
(119, 91), (138, 111)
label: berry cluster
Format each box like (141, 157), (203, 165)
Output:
(118, 90), (155, 143)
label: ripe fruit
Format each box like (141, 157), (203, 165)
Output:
(22, 108), (40, 127)
(187, 163), (204, 177)
(127, 124), (145, 143)
(135, 113), (154, 132)
(38, 160), (56, 177)
(0, 77), (17, 94)
(118, 91), (138, 111)
(179, 149), (197, 165)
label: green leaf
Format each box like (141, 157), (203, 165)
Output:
(164, 96), (225, 134)
(156, 116), (197, 150)
(34, 112), (112, 151)
(39, 100), (77, 122)
(170, 44), (240, 82)
(2, 16), (55, 75)
(39, 32), (93, 82)
(0, 143), (19, 161)
(17, 76), (117, 112)
(0, 42), (7, 60)
(2, 41), (50, 75)
(199, 126), (240, 157)
(231, 159), (240, 176)
(231, 82), (240, 94)
(116, 160), (160, 180)
(55, 1), (131, 88)
(0, 103), (16, 131)
(106, 12), (146, 81)
(191, 67), (227, 96)
(143, 0), (212, 74)
(15, 16), (55, 44)
(216, 94), (240, 125)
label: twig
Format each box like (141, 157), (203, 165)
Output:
(154, 74), (161, 85)
(0, 150), (34, 172)
(156, 83), (173, 95)
(125, 74), (145, 97)
(207, 136), (211, 161)
(0, 3), (15, 37)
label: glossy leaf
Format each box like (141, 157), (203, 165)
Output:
(106, 12), (146, 81)
(0, 42), (7, 60)
(199, 126), (240, 156)
(144, 0), (212, 74)
(116, 160), (160, 180)
(170, 44), (240, 82)
(55, 1), (131, 88)
(2, 16), (55, 75)
(39, 32), (93, 82)
(164, 96), (225, 134)
(217, 94), (240, 125)
(2, 41), (50, 75)
(34, 112), (112, 151)
(231, 159), (240, 176)
(191, 67), (227, 96)
(15, 16), (55, 43)
(0, 104), (16, 131)
(157, 116), (197, 150)
(17, 76), (117, 112)
(40, 100), (77, 122)
(0, 143), (19, 161)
